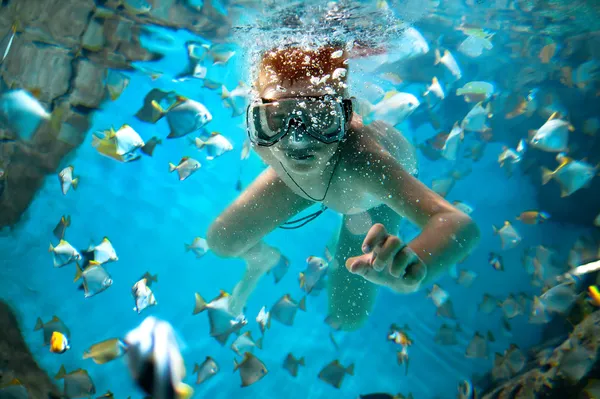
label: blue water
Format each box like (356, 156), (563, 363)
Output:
(1, 3), (598, 399)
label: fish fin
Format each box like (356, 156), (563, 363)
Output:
(55, 365), (66, 380)
(71, 178), (79, 190)
(298, 272), (305, 288)
(175, 383), (194, 399)
(299, 357), (305, 366)
(541, 167), (553, 185)
(255, 336), (263, 349)
(185, 243), (191, 252)
(195, 138), (206, 149)
(568, 124), (575, 132)
(193, 292), (207, 314)
(221, 85), (230, 100)
(150, 100), (165, 115)
(193, 363), (200, 374)
(168, 163), (177, 173)
(492, 225), (498, 235)
(346, 363), (355, 376)
(434, 49), (441, 65)
(74, 263), (83, 282)
(34, 317), (44, 331)
(50, 105), (66, 133)
(298, 296), (306, 311)
(233, 358), (240, 371)
(548, 111), (559, 121)
(49, 243), (54, 253)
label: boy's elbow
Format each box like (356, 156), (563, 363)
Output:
(458, 212), (480, 249)
(206, 221), (243, 258)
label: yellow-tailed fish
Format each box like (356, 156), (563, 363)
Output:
(434, 323), (461, 346)
(269, 255), (290, 284)
(499, 294), (522, 319)
(194, 133), (233, 160)
(364, 91), (420, 126)
(185, 237), (209, 258)
(461, 101), (491, 133)
(427, 284), (449, 307)
(234, 352), (268, 388)
(74, 261), (113, 298)
(152, 96), (212, 139)
(140, 136), (162, 157)
(55, 365), (96, 398)
(541, 154), (599, 197)
(105, 69), (130, 101)
(58, 166), (79, 195)
(90, 237), (118, 265)
(256, 306), (271, 335)
(516, 210), (550, 225)
(441, 123), (464, 161)
(434, 49), (462, 81)
(52, 215), (71, 240)
(492, 221), (522, 250)
(193, 291), (248, 345)
(455, 269), (477, 287)
(49, 239), (82, 267)
(423, 77), (445, 101)
(529, 112), (573, 152)
(478, 293), (499, 314)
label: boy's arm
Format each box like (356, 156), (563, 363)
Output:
(206, 166), (314, 260)
(360, 150), (480, 287)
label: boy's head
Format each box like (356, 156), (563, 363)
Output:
(250, 45), (352, 175)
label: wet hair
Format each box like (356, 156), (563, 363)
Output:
(256, 45), (349, 91)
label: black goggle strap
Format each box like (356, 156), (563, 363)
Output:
(279, 204), (327, 229)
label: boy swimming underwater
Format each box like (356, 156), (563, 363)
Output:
(207, 45), (480, 330)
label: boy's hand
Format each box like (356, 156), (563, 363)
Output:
(345, 223), (427, 293)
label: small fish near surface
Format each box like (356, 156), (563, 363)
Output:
(152, 96), (212, 139)
(35, 315), (71, 347)
(169, 157), (201, 181)
(185, 237), (209, 259)
(123, 316), (193, 399)
(492, 221), (522, 250)
(283, 353), (305, 377)
(541, 154), (599, 197)
(82, 338), (127, 365)
(234, 352), (268, 388)
(74, 261), (113, 298)
(52, 215), (71, 240)
(140, 136), (162, 157)
(58, 166), (79, 195)
(318, 360), (354, 389)
(54, 365), (96, 399)
(49, 239), (82, 268)
(270, 294), (306, 326)
(132, 272), (158, 314)
(193, 356), (219, 386)
(299, 256), (329, 294)
(193, 291), (248, 345)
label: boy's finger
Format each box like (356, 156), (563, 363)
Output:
(362, 223), (389, 253)
(372, 235), (403, 272)
(345, 255), (371, 273)
(389, 245), (411, 278)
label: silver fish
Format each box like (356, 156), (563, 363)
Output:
(270, 294), (306, 326)
(74, 262), (113, 298)
(283, 353), (305, 377)
(185, 237), (209, 259)
(169, 157), (201, 181)
(231, 331), (262, 356)
(193, 356), (219, 386)
(299, 256), (329, 294)
(193, 291), (247, 345)
(52, 215), (71, 240)
(132, 274), (158, 314)
(318, 360), (354, 389)
(152, 97), (212, 139)
(91, 237), (118, 265)
(58, 166), (79, 195)
(256, 306), (271, 335)
(49, 239), (82, 267)
(234, 352), (268, 388)
(465, 332), (488, 359)
(434, 323), (460, 346)
(54, 366), (96, 399)
(269, 255), (290, 284)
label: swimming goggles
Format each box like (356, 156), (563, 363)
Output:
(246, 96), (353, 146)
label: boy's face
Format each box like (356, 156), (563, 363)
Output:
(253, 75), (345, 175)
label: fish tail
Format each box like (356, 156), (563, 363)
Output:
(65, 215), (71, 227)
(168, 163), (177, 173)
(185, 243), (191, 252)
(298, 296), (307, 312)
(346, 363), (355, 376)
(54, 365), (66, 380)
(233, 358), (240, 371)
(434, 49), (441, 65)
(193, 292), (207, 314)
(74, 263), (83, 282)
(71, 177), (79, 190)
(176, 383), (194, 399)
(220, 85), (230, 100)
(255, 336), (263, 349)
(193, 363), (200, 373)
(49, 243), (54, 253)
(298, 357), (305, 366)
(34, 317), (43, 331)
(492, 225), (498, 235)
(541, 167), (553, 185)
(298, 272), (305, 289)
(195, 138), (206, 149)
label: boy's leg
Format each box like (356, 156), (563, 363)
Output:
(327, 204), (402, 331)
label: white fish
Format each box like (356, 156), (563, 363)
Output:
(529, 296), (550, 324)
(540, 282), (577, 314)
(461, 102), (491, 133)
(221, 82), (251, 117)
(193, 357), (219, 386)
(530, 112), (573, 152)
(123, 316), (193, 399)
(107, 125), (145, 156)
(185, 237), (209, 258)
(256, 306), (271, 335)
(435, 49), (462, 81)
(0, 90), (59, 139)
(132, 274), (158, 314)
(542, 155), (598, 197)
(299, 256), (329, 294)
(75, 261), (113, 298)
(427, 284), (450, 308)
(423, 77), (445, 101)
(230, 331), (262, 356)
(492, 221), (522, 250)
(169, 157), (201, 181)
(49, 239), (82, 267)
(441, 123), (464, 161)
(194, 134), (233, 160)
(387, 26), (430, 63)
(458, 35), (493, 58)
(153, 97), (212, 139)
(92, 237), (118, 265)
(58, 166), (79, 195)
(366, 91), (420, 126)
(193, 291), (248, 345)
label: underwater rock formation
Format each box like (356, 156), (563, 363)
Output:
(482, 309), (600, 398)
(0, 300), (60, 398)
(0, 0), (237, 228)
